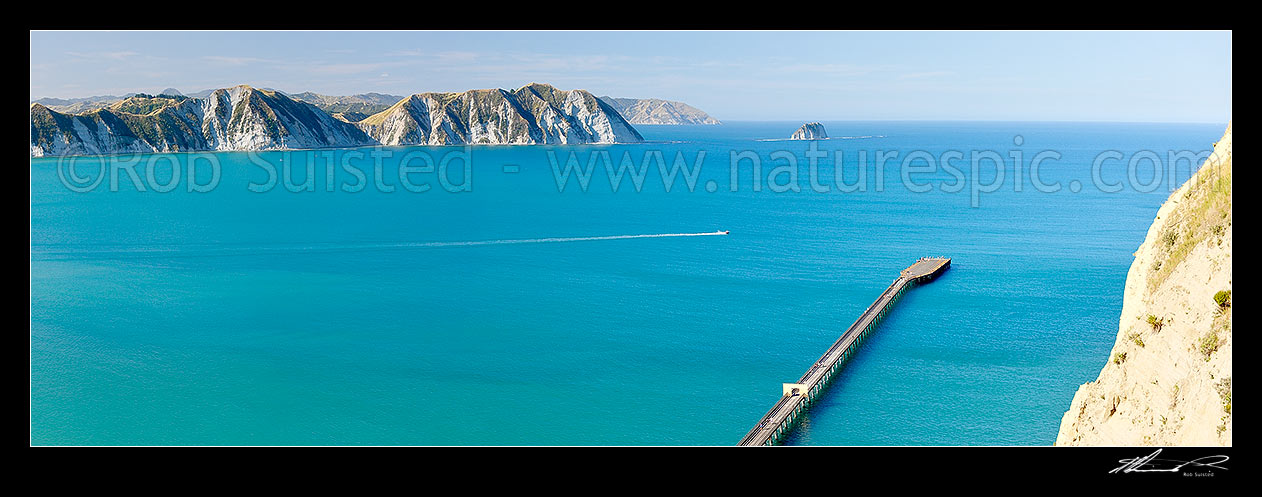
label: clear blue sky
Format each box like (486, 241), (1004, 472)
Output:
(29, 30), (1231, 123)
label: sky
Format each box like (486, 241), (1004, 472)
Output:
(29, 30), (1231, 123)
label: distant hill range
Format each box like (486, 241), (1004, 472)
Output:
(285, 92), (402, 118)
(31, 94), (139, 115)
(30, 83), (645, 157)
(597, 97), (720, 125)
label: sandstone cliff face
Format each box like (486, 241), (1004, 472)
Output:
(31, 83), (643, 157)
(1055, 123), (1232, 446)
(198, 86), (374, 151)
(30, 97), (208, 157)
(357, 84), (643, 146)
(30, 86), (374, 157)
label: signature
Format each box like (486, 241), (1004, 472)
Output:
(1110, 449), (1230, 474)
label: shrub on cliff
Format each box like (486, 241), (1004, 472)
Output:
(1199, 333), (1220, 361)
(1213, 290), (1231, 309)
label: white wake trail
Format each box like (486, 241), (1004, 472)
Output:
(32, 231), (730, 259)
(380, 231), (730, 249)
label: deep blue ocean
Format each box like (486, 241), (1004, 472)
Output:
(30, 121), (1223, 445)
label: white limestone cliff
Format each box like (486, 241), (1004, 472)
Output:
(1055, 123), (1232, 446)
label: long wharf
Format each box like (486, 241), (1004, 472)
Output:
(736, 257), (951, 446)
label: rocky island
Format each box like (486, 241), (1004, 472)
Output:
(790, 122), (827, 140)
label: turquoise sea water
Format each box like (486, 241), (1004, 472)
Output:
(30, 121), (1223, 445)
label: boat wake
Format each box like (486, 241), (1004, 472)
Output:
(31, 231), (730, 260)
(399, 231), (729, 248)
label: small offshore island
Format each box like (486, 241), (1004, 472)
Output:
(790, 122), (828, 140)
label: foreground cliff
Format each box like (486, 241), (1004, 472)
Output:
(31, 83), (643, 156)
(1055, 122), (1232, 446)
